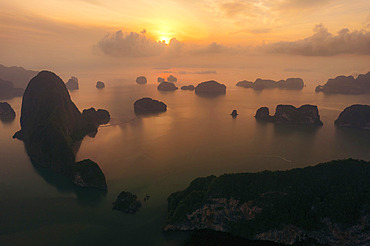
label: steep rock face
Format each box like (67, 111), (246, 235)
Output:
(72, 159), (107, 189)
(13, 71), (108, 182)
(255, 105), (323, 126)
(14, 71), (83, 174)
(164, 159), (370, 245)
(0, 102), (16, 121)
(65, 76), (79, 90)
(181, 85), (195, 91)
(96, 81), (105, 89)
(0, 78), (24, 99)
(254, 107), (271, 121)
(81, 108), (111, 135)
(157, 82), (178, 91)
(134, 97), (167, 114)
(136, 76), (147, 84)
(315, 72), (370, 94)
(195, 81), (226, 95)
(335, 105), (370, 130)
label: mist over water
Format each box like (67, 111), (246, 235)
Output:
(1, 69), (369, 245)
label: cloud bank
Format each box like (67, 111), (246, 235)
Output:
(262, 24), (370, 56)
(98, 30), (167, 57)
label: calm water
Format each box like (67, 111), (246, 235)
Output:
(1, 72), (370, 246)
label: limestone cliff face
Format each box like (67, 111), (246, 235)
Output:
(255, 105), (323, 126)
(13, 71), (108, 189)
(335, 104), (370, 130)
(14, 71), (83, 174)
(315, 72), (370, 94)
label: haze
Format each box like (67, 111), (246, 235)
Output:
(0, 0), (369, 83)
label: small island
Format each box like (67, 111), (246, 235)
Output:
(134, 97), (167, 114)
(315, 71), (370, 94)
(0, 102), (16, 122)
(181, 85), (195, 91)
(164, 159), (370, 245)
(136, 76), (147, 85)
(113, 191), (142, 214)
(0, 78), (24, 99)
(255, 105), (323, 126)
(335, 104), (370, 130)
(65, 76), (79, 90)
(96, 81), (105, 89)
(157, 82), (178, 91)
(195, 81), (226, 95)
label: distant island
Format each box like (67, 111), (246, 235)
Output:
(96, 81), (105, 89)
(237, 78), (304, 90)
(0, 78), (24, 99)
(335, 104), (370, 131)
(158, 81), (178, 91)
(195, 81), (226, 95)
(164, 159), (370, 245)
(65, 76), (79, 90)
(255, 105), (323, 126)
(0, 102), (16, 122)
(136, 76), (147, 85)
(0, 64), (38, 89)
(134, 97), (167, 114)
(315, 71), (370, 94)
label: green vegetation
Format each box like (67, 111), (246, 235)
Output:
(167, 159), (370, 237)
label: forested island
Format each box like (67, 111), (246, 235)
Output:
(164, 159), (370, 245)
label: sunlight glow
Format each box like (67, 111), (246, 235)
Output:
(159, 37), (170, 44)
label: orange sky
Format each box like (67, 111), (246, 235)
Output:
(0, 0), (369, 74)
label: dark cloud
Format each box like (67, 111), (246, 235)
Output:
(262, 24), (370, 56)
(140, 29), (147, 34)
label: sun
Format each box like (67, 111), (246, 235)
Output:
(159, 37), (170, 44)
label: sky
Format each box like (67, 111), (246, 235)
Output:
(0, 0), (369, 80)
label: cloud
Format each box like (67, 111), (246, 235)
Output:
(192, 42), (229, 54)
(278, 0), (333, 9)
(97, 30), (187, 57)
(262, 24), (370, 56)
(98, 30), (167, 57)
(219, 0), (252, 17)
(231, 28), (272, 34)
(178, 70), (217, 74)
